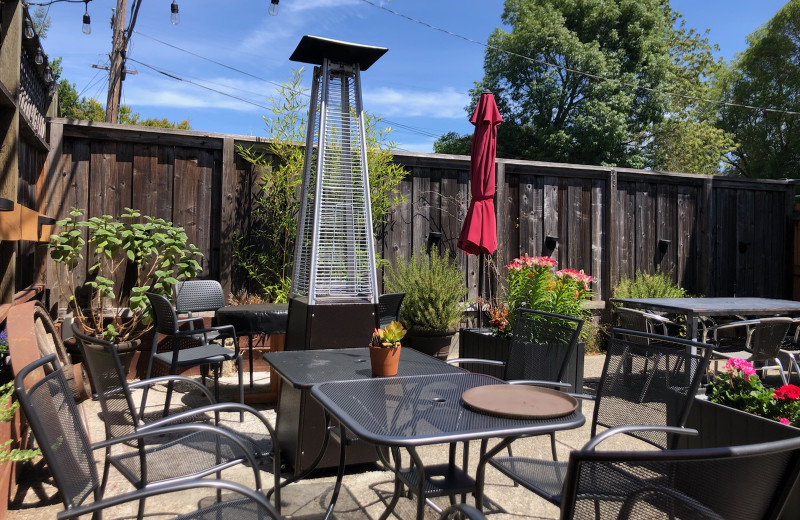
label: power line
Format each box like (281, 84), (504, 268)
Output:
(358, 0), (800, 117)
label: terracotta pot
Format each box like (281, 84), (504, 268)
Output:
(369, 344), (401, 377)
(402, 328), (456, 360)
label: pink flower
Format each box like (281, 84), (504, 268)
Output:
(725, 358), (756, 379)
(780, 418), (791, 425)
(505, 255), (557, 271)
(556, 268), (594, 285)
(774, 384), (800, 401)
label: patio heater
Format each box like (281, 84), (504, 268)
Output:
(285, 35), (387, 351)
(280, 36), (389, 475)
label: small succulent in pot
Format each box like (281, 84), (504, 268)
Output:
(370, 321), (407, 348)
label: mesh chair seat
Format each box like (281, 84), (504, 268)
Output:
(378, 292), (405, 329)
(153, 344), (237, 368)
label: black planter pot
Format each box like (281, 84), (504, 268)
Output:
(678, 396), (800, 520)
(402, 328), (456, 360)
(458, 328), (585, 393)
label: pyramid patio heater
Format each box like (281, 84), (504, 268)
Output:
(285, 36), (387, 351)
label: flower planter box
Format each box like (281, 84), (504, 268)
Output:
(458, 328), (584, 393)
(677, 396), (800, 519)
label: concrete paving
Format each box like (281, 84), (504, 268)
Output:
(7, 353), (618, 520)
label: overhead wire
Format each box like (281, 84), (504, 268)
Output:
(357, 0), (800, 117)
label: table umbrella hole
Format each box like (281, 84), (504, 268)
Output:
(431, 397), (446, 403)
(354, 358), (367, 363)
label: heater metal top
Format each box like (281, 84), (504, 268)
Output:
(289, 35), (388, 70)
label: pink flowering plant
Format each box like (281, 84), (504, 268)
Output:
(492, 254), (593, 337)
(707, 358), (800, 427)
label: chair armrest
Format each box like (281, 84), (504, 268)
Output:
(128, 375), (216, 405)
(445, 357), (506, 367)
(175, 324), (236, 338)
(700, 319), (759, 343)
(582, 425), (698, 451)
(506, 379), (573, 390)
(438, 504), (488, 520)
(56, 478), (281, 520)
(618, 486), (725, 520)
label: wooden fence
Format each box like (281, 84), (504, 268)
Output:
(41, 119), (797, 311)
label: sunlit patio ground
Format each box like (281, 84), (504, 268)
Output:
(7, 352), (635, 520)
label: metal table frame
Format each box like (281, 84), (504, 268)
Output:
(310, 372), (586, 520)
(612, 297), (800, 341)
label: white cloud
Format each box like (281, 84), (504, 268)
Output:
(364, 87), (468, 119)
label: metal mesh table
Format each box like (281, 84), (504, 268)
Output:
(311, 372), (586, 520)
(264, 347), (464, 477)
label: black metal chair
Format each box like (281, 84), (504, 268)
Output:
(14, 354), (274, 519)
(72, 324), (280, 506)
(378, 292), (406, 329)
(702, 316), (791, 385)
(560, 436), (800, 520)
(779, 317), (800, 382)
(616, 307), (684, 337)
(144, 291), (243, 411)
(174, 279), (226, 341)
(475, 328), (714, 511)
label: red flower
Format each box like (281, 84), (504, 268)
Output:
(774, 384), (800, 401)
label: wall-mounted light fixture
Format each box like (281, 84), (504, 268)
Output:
(544, 235), (559, 251)
(0, 198), (13, 211)
(427, 231), (442, 255)
(739, 241), (750, 254)
(658, 239), (671, 253)
(269, 0), (279, 16)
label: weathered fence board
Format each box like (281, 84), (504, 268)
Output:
(41, 120), (798, 312)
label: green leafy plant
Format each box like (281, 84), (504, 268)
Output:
(385, 250), (466, 331)
(707, 358), (800, 427)
(612, 269), (688, 299)
(370, 321), (407, 348)
(0, 382), (40, 463)
(493, 255), (593, 337)
(233, 69), (406, 302)
(49, 207), (203, 341)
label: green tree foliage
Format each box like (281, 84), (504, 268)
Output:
(233, 69), (406, 302)
(433, 131), (472, 155)
(31, 6), (51, 38)
(716, 1), (800, 178)
(645, 4), (736, 175)
(476, 0), (672, 167)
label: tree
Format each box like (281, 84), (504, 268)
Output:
(717, 0), (800, 178)
(233, 69), (406, 302)
(433, 131), (472, 155)
(644, 3), (736, 175)
(31, 6), (51, 38)
(476, 0), (672, 167)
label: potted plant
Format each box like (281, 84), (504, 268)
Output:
(385, 249), (466, 360)
(49, 208), (203, 374)
(368, 321), (407, 376)
(676, 358), (800, 519)
(460, 254), (592, 382)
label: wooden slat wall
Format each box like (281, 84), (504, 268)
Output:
(43, 120), (798, 311)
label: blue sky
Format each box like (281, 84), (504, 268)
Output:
(39, 0), (789, 153)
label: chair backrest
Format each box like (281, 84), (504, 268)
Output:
(71, 324), (141, 438)
(560, 437), (800, 520)
(504, 309), (583, 385)
(593, 329), (713, 449)
(146, 292), (180, 335)
(15, 354), (99, 511)
(378, 293), (405, 329)
(748, 317), (793, 360)
(174, 280), (226, 314)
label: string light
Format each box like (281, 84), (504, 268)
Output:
(82, 1), (91, 35)
(170, 1), (179, 25)
(35, 48), (44, 65)
(269, 0), (279, 16)
(23, 18), (35, 38)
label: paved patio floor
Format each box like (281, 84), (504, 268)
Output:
(7, 353), (623, 520)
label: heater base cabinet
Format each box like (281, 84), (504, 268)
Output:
(285, 296), (378, 351)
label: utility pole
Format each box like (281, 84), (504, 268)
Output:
(106, 0), (127, 123)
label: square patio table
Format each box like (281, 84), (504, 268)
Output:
(311, 372), (586, 520)
(612, 297), (800, 341)
(264, 347), (464, 476)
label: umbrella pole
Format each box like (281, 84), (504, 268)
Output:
(478, 253), (484, 328)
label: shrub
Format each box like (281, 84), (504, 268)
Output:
(385, 249), (466, 331)
(612, 269), (688, 299)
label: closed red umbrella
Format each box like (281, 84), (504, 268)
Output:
(457, 91), (502, 256)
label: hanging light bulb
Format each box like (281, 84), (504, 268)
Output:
(82, 1), (91, 35)
(35, 48), (43, 65)
(269, 0), (279, 16)
(44, 67), (52, 83)
(170, 1), (180, 25)
(23, 19), (35, 39)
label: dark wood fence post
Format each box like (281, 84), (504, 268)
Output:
(220, 136), (236, 296)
